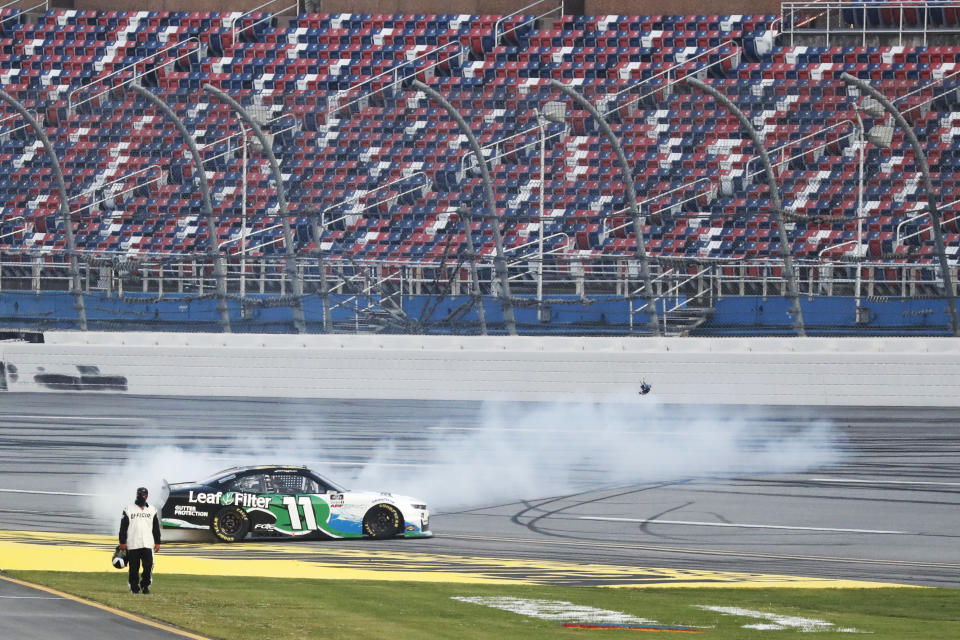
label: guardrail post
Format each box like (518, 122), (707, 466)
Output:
(0, 89), (87, 331)
(131, 83), (231, 332)
(203, 84), (306, 334)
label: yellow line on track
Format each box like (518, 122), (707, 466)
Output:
(0, 529), (914, 588)
(0, 573), (212, 640)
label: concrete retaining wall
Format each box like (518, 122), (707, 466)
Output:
(2, 332), (959, 406)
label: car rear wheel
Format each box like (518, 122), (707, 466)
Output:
(363, 504), (401, 539)
(211, 506), (249, 543)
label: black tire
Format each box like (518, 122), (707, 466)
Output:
(211, 506), (249, 543)
(363, 504), (401, 539)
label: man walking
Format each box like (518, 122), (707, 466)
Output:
(119, 486), (161, 594)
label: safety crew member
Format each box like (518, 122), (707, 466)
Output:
(119, 486), (161, 594)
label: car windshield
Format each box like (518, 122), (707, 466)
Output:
(313, 472), (346, 493)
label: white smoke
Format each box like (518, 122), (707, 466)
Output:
(87, 397), (844, 527)
(346, 397), (844, 509)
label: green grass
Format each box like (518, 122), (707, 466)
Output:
(7, 571), (960, 640)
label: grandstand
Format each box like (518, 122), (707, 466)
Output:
(0, 0), (958, 335)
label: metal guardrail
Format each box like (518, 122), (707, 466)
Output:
(782, 0), (960, 46)
(0, 252), (952, 299)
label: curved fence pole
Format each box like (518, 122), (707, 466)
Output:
(410, 79), (517, 336)
(0, 89), (87, 330)
(841, 72), (959, 336)
(131, 83), (231, 332)
(549, 80), (660, 336)
(686, 77), (806, 337)
(203, 84), (306, 334)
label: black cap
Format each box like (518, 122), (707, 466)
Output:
(136, 487), (148, 497)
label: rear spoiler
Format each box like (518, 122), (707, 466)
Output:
(160, 479), (170, 509)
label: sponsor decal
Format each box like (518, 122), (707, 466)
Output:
(694, 606), (862, 633)
(254, 524), (275, 530)
(187, 490), (272, 509)
(328, 493), (345, 508)
(173, 504), (208, 517)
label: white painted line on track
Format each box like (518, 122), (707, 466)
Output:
(0, 415), (145, 423)
(809, 477), (960, 487)
(579, 516), (907, 535)
(0, 488), (101, 497)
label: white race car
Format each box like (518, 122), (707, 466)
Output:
(160, 464), (431, 542)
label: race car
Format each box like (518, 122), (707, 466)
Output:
(159, 464), (431, 542)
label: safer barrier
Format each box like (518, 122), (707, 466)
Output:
(2, 332), (959, 406)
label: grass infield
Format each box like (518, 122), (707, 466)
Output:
(7, 571), (960, 639)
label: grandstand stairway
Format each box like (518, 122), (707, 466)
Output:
(663, 303), (716, 336)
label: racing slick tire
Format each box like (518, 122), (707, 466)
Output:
(211, 506), (250, 543)
(363, 504), (401, 539)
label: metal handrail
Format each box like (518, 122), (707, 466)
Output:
(607, 41), (741, 116)
(320, 171), (428, 229)
(743, 119), (855, 178)
(69, 170), (166, 220)
(896, 198), (960, 244)
(222, 224), (283, 253)
(604, 178), (716, 237)
(68, 164), (163, 202)
(328, 267), (403, 315)
(0, 216), (26, 242)
(504, 231), (571, 267)
(494, 0), (563, 47)
(460, 126), (565, 172)
(197, 112), (299, 158)
(328, 44), (467, 120)
(229, 0), (299, 45)
(326, 41), (462, 119)
(68, 38), (201, 114)
(663, 265), (713, 314)
(0, 0), (47, 25)
(0, 108), (45, 143)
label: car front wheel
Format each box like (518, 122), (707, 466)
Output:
(363, 504), (401, 539)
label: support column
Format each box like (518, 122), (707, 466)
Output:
(0, 90), (87, 330)
(410, 79), (517, 335)
(132, 83), (231, 332)
(549, 80), (660, 335)
(686, 77), (806, 337)
(203, 84), (306, 334)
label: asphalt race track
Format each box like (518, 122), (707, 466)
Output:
(0, 393), (958, 593)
